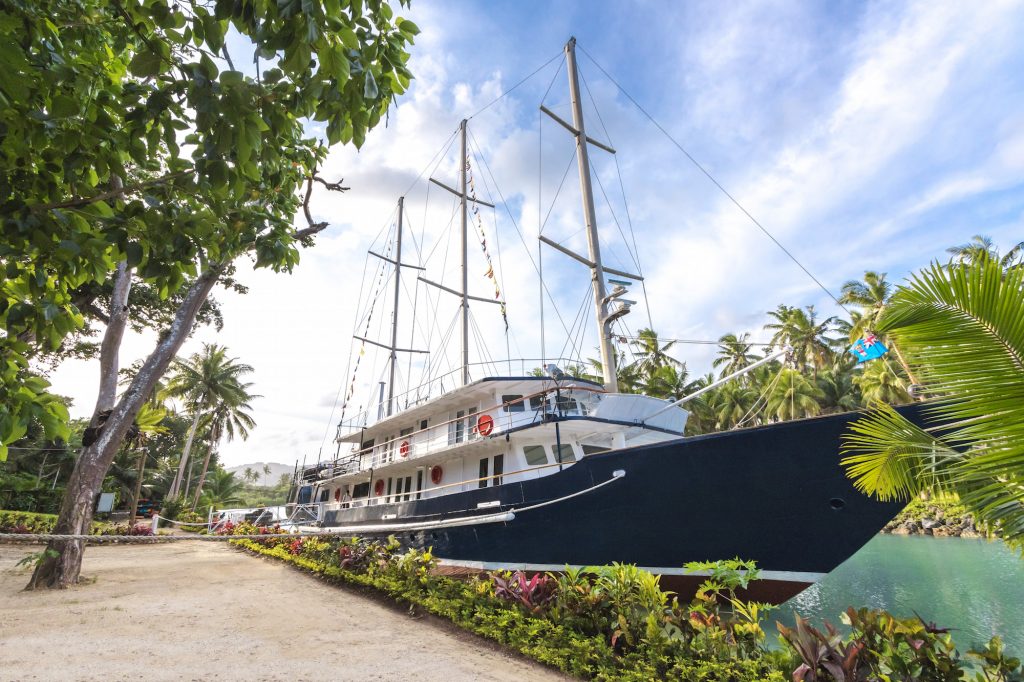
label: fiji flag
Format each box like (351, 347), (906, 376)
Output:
(848, 334), (889, 364)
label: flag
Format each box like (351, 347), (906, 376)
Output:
(848, 335), (888, 363)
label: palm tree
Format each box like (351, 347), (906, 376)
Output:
(243, 467), (257, 485)
(765, 368), (824, 421)
(816, 361), (862, 415)
(842, 258), (1024, 546)
(191, 390), (257, 509)
(946, 234), (1024, 269)
(711, 382), (759, 429)
(764, 305), (838, 378)
(641, 363), (700, 402)
(198, 470), (245, 510)
(262, 463), (272, 490)
(162, 344), (255, 500)
(855, 358), (911, 406)
(713, 333), (758, 378)
(628, 328), (680, 377)
(839, 271), (891, 341)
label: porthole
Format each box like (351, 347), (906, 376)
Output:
(829, 497), (846, 510)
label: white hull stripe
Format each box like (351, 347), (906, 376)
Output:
(437, 559), (825, 585)
(301, 470), (626, 535)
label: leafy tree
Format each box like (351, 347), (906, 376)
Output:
(765, 368), (824, 421)
(190, 392), (256, 509)
(713, 332), (758, 378)
(843, 258), (1024, 546)
(764, 305), (838, 379)
(11, 0), (417, 589)
(855, 358), (911, 406)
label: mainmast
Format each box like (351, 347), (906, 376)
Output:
(387, 196), (404, 415)
(459, 120), (470, 386)
(538, 37), (641, 392)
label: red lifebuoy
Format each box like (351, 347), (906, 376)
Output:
(400, 440), (410, 457)
(374, 479), (385, 496)
(476, 414), (494, 437)
(430, 466), (443, 485)
(334, 489), (341, 502)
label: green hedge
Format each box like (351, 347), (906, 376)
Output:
(0, 509), (109, 535)
(232, 540), (783, 681)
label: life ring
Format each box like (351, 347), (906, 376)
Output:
(476, 414), (494, 437)
(400, 440), (410, 457)
(430, 466), (443, 485)
(374, 479), (385, 496)
(334, 489), (341, 502)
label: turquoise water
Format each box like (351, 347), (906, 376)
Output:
(775, 535), (1024, 655)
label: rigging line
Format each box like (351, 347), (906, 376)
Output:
(541, 146), (581, 236)
(541, 53), (566, 106)
(467, 50), (564, 120)
(735, 363), (785, 428)
(539, 107), (545, 368)
(557, 282), (593, 364)
(616, 335), (774, 347)
(578, 67), (640, 272)
(400, 126), (460, 199)
(469, 132), (576, 344)
(576, 42), (852, 316)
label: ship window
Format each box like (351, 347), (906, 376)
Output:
(352, 482), (369, 499)
(360, 438), (375, 455)
(404, 476), (413, 501)
(502, 395), (524, 412)
(529, 395), (545, 410)
(453, 410), (466, 443)
(386, 477), (393, 502)
(319, 489), (329, 502)
(478, 457), (489, 488)
(420, 419), (429, 431)
(582, 444), (609, 456)
(415, 470), (423, 500)
(556, 394), (577, 413)
(493, 454), (504, 485)
(552, 444), (576, 463)
(395, 477), (404, 500)
(523, 445), (548, 466)
(400, 427), (413, 437)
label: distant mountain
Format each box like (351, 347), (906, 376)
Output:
(226, 462), (294, 485)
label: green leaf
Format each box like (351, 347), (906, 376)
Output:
(125, 242), (144, 267)
(220, 70), (244, 86)
(128, 49), (163, 78)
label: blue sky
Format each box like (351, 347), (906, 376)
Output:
(50, 0), (1024, 468)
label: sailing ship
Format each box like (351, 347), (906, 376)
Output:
(286, 38), (911, 602)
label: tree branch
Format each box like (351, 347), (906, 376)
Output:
(32, 170), (191, 212)
(296, 173), (348, 241)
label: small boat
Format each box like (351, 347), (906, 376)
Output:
(284, 38), (908, 603)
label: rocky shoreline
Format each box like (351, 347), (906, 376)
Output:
(882, 505), (989, 538)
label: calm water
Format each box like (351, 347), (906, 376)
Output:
(775, 535), (1024, 655)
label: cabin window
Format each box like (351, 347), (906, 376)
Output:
(360, 438), (375, 455)
(529, 395), (545, 410)
(395, 477), (404, 500)
(523, 445), (548, 466)
(384, 435), (396, 463)
(502, 394), (525, 412)
(493, 454), (504, 485)
(552, 444), (576, 463)
(468, 409), (478, 437)
(319, 489), (329, 502)
(556, 394), (577, 413)
(404, 476), (413, 501)
(400, 427), (413, 437)
(415, 470), (423, 500)
(352, 482), (369, 499)
(478, 458), (489, 488)
(582, 444), (610, 456)
(386, 477), (393, 502)
(420, 419), (429, 431)
(453, 410), (466, 443)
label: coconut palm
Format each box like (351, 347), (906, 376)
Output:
(713, 333), (758, 378)
(765, 368), (824, 421)
(191, 389), (257, 509)
(764, 305), (838, 378)
(839, 271), (892, 341)
(711, 382), (759, 429)
(842, 258), (1024, 546)
(641, 363), (700, 402)
(946, 234), (1024, 269)
(262, 463), (272, 489)
(243, 467), (257, 484)
(162, 344), (256, 500)
(628, 328), (680, 377)
(855, 358), (911, 406)
(816, 362), (862, 415)
(198, 469), (245, 510)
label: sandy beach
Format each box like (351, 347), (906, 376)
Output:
(0, 543), (567, 681)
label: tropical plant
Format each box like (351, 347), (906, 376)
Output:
(842, 258), (1024, 546)
(816, 362), (862, 414)
(710, 382), (759, 429)
(839, 271), (892, 342)
(854, 358), (911, 406)
(765, 369), (824, 421)
(947, 234), (1024, 270)
(197, 470), (245, 510)
(765, 305), (838, 379)
(628, 328), (680, 376)
(713, 332), (759, 378)
(162, 344), (256, 501)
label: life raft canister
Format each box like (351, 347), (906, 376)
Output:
(399, 440), (410, 457)
(430, 466), (443, 485)
(476, 414), (494, 437)
(374, 479), (385, 496)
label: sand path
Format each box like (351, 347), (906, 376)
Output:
(0, 543), (568, 681)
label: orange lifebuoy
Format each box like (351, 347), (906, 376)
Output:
(374, 479), (385, 496)
(400, 440), (410, 457)
(430, 466), (443, 485)
(476, 414), (494, 437)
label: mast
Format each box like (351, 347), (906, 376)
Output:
(565, 37), (617, 392)
(387, 197), (404, 416)
(459, 119), (470, 386)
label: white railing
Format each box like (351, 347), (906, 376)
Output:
(335, 357), (589, 437)
(328, 386), (602, 478)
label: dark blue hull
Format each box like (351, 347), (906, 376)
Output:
(321, 405), (918, 599)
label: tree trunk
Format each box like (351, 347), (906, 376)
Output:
(27, 265), (223, 589)
(191, 436), (217, 511)
(93, 261), (132, 422)
(168, 408), (202, 499)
